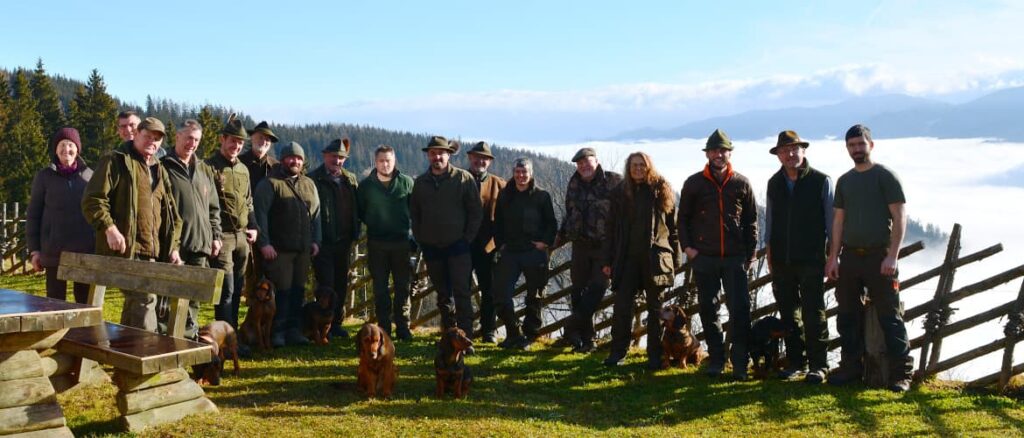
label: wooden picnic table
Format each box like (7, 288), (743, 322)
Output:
(0, 288), (103, 437)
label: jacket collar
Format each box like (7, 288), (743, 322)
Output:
(702, 162), (734, 186)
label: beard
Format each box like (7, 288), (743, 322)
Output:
(851, 153), (867, 164)
(286, 163), (302, 176)
(709, 159), (727, 171)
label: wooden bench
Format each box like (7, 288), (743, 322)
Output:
(55, 252), (224, 433)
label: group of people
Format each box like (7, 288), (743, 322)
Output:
(25, 111), (913, 392)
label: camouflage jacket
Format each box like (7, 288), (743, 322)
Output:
(556, 165), (623, 244)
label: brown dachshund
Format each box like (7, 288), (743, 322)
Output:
(356, 323), (397, 398)
(660, 304), (706, 369)
(193, 321), (240, 386)
(303, 286), (336, 345)
(239, 277), (276, 352)
(435, 327), (473, 398)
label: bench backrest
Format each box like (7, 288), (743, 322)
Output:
(56, 252), (223, 338)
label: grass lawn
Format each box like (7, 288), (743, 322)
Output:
(2, 273), (1023, 437)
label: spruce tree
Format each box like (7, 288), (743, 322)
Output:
(0, 76), (10, 194)
(68, 69), (119, 164)
(30, 59), (66, 136)
(0, 71), (48, 204)
(196, 106), (222, 159)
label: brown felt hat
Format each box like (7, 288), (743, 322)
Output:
(770, 130), (809, 154)
(467, 141), (494, 159)
(138, 117), (166, 136)
(421, 135), (460, 154)
(323, 138), (351, 157)
(249, 121), (279, 143)
(571, 147), (596, 162)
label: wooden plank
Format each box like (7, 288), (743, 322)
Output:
(930, 336), (1019, 376)
(113, 368), (188, 392)
(0, 351), (43, 381)
(0, 330), (68, 353)
(3, 426), (74, 438)
(1000, 278), (1024, 391)
(972, 362), (1024, 388)
(117, 377), (205, 415)
(57, 252), (223, 303)
(0, 402), (65, 435)
(0, 289), (102, 334)
(167, 298), (189, 339)
(57, 323), (212, 375)
(39, 352), (75, 377)
(0, 377), (56, 409)
(921, 224), (962, 374)
(121, 396), (217, 433)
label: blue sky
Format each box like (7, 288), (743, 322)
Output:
(3, 1), (1023, 141)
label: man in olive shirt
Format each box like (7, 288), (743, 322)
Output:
(206, 119), (258, 329)
(82, 117), (182, 331)
(255, 142), (322, 347)
(158, 119), (223, 339)
(310, 138), (360, 339)
(826, 124), (912, 392)
(410, 136), (483, 340)
(358, 145), (415, 340)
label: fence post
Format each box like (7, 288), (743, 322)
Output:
(918, 224), (961, 377)
(998, 279), (1024, 391)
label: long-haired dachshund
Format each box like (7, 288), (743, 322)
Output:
(435, 327), (473, 398)
(659, 304), (705, 369)
(304, 286), (337, 345)
(239, 277), (276, 352)
(356, 323), (397, 398)
(193, 321), (240, 386)
(750, 315), (788, 379)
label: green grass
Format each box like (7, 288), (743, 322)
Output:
(3, 273), (1024, 437)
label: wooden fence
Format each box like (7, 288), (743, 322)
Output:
(0, 203), (28, 275)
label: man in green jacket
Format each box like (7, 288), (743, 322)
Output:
(310, 138), (360, 339)
(82, 117), (183, 332)
(158, 119), (223, 339)
(358, 145), (415, 340)
(255, 142), (322, 347)
(206, 119), (258, 329)
(239, 121), (279, 299)
(410, 136), (483, 340)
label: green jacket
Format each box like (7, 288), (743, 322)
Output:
(357, 169), (414, 242)
(410, 165), (482, 248)
(205, 152), (255, 233)
(308, 164), (360, 245)
(254, 167), (322, 252)
(82, 142), (182, 259)
(161, 153), (222, 255)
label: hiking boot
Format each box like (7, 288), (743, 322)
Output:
(704, 362), (725, 377)
(777, 365), (808, 380)
(328, 325), (349, 339)
(827, 367), (863, 386)
(479, 333), (496, 344)
(285, 330), (310, 346)
(888, 378), (912, 393)
(498, 335), (528, 350)
(603, 354), (625, 367)
(554, 334), (582, 349)
(573, 340), (596, 354)
(396, 328), (413, 342)
(805, 368), (826, 384)
(465, 345), (476, 355)
(271, 332), (286, 348)
(646, 359), (663, 371)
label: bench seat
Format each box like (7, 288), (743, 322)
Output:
(58, 322), (212, 376)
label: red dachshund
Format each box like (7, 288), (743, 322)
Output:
(356, 323), (397, 398)
(660, 304), (706, 369)
(239, 277), (276, 352)
(193, 321), (240, 386)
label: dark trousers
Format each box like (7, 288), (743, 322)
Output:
(694, 255), (751, 373)
(836, 250), (912, 376)
(470, 245), (497, 338)
(424, 250), (474, 337)
(45, 267), (90, 304)
(368, 239), (412, 336)
(609, 259), (663, 362)
(771, 261), (829, 371)
(312, 240), (353, 325)
(265, 250), (311, 332)
(494, 248), (549, 339)
(210, 230), (249, 328)
(157, 250), (206, 339)
(563, 242), (609, 343)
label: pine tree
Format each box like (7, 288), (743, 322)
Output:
(68, 69), (119, 164)
(0, 71), (48, 204)
(0, 76), (11, 194)
(196, 106), (222, 160)
(30, 59), (66, 136)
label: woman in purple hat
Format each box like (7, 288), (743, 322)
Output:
(26, 127), (95, 302)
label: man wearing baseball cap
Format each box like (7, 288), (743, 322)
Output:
(83, 117), (183, 331)
(765, 130), (833, 383)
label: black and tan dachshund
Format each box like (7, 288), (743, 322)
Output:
(435, 327), (473, 398)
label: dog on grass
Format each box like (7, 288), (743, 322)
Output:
(303, 286), (337, 345)
(356, 323), (397, 398)
(239, 277), (276, 352)
(193, 321), (240, 386)
(435, 327), (473, 398)
(659, 304), (705, 369)
(750, 316), (788, 379)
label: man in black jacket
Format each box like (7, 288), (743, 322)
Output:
(678, 129), (758, 380)
(765, 130), (833, 383)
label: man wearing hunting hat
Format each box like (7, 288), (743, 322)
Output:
(410, 136), (483, 341)
(554, 147), (622, 353)
(240, 121), (280, 194)
(466, 141), (505, 344)
(206, 117), (258, 330)
(310, 138), (360, 339)
(765, 130), (834, 383)
(678, 128), (758, 380)
(82, 117), (183, 332)
(255, 142), (322, 347)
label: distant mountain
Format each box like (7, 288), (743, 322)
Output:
(611, 88), (1024, 142)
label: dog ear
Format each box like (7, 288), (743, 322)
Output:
(674, 313), (685, 330)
